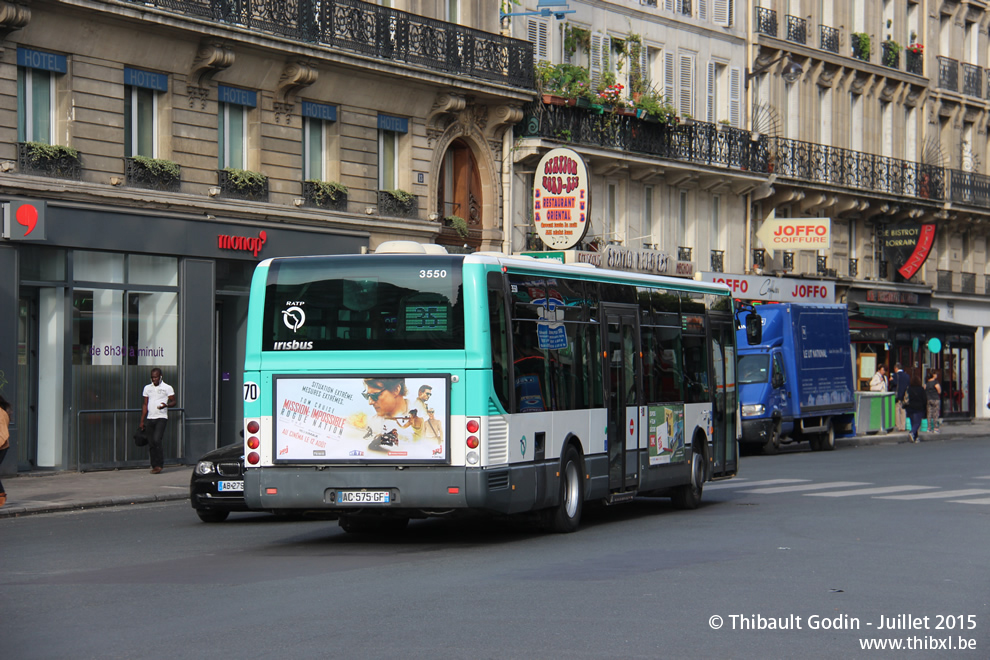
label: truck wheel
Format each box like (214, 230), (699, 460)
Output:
(762, 422), (781, 455)
(544, 446), (583, 533)
(809, 436), (822, 451)
(196, 509), (229, 523)
(672, 448), (704, 510)
(820, 425), (835, 451)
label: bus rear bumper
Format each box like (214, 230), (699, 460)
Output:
(244, 464), (554, 516)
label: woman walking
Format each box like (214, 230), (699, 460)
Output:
(0, 393), (11, 507)
(905, 374), (927, 444)
(925, 369), (942, 435)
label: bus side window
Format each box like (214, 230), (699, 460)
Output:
(487, 272), (512, 411)
(512, 321), (549, 413)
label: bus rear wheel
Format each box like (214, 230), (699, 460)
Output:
(671, 448), (704, 510)
(544, 446), (583, 533)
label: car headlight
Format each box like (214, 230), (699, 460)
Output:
(741, 404), (765, 417)
(195, 460), (215, 475)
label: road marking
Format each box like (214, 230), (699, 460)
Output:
(705, 479), (809, 491)
(948, 497), (990, 505)
(974, 476), (990, 480)
(805, 485), (939, 497)
(876, 489), (990, 500)
(741, 481), (870, 494)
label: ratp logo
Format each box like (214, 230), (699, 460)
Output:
(282, 305), (306, 332)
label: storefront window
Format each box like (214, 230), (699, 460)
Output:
(20, 246), (65, 281)
(942, 347), (970, 414)
(129, 255), (178, 286)
(75, 251), (124, 283)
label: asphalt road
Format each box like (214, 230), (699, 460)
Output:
(2, 436), (988, 659)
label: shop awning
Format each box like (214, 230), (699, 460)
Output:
(851, 302), (938, 320)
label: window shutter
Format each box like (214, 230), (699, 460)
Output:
(664, 51), (676, 107)
(699, 0), (708, 21)
(678, 54), (694, 118)
(729, 66), (741, 127)
(590, 32), (606, 92)
(713, 0), (729, 26)
(528, 18), (549, 62)
(665, 0), (675, 12)
(706, 61), (716, 123)
(640, 45), (650, 89)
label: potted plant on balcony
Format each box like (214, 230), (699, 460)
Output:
(907, 43), (924, 55)
(19, 141), (81, 178)
(563, 24), (590, 60)
(303, 180), (348, 210)
(379, 188), (417, 217)
(219, 167), (268, 201)
(882, 39), (902, 67)
(852, 32), (871, 60)
(444, 215), (470, 239)
(126, 155), (180, 191)
(633, 88), (678, 125)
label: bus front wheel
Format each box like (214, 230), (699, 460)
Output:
(544, 446), (584, 533)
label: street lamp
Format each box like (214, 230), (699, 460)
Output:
(745, 54), (804, 88)
(501, 0), (575, 23)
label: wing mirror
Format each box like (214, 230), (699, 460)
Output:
(745, 312), (762, 345)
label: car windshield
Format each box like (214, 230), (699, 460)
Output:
(738, 355), (769, 384)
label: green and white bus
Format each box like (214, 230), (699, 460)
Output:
(242, 242), (746, 532)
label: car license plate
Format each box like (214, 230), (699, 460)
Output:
(336, 490), (391, 505)
(218, 480), (244, 492)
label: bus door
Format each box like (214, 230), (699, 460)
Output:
(709, 314), (737, 477)
(603, 305), (641, 492)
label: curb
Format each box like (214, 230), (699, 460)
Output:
(0, 492), (188, 519)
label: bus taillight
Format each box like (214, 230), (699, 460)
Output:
(466, 418), (481, 450)
(247, 420), (260, 434)
(247, 452), (260, 465)
(247, 437), (260, 449)
(466, 436), (479, 449)
(466, 419), (480, 433)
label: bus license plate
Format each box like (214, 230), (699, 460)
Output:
(336, 490), (391, 505)
(217, 480), (244, 492)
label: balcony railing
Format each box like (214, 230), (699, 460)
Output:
(752, 249), (766, 269)
(881, 41), (900, 69)
(962, 63), (982, 97)
(769, 137), (945, 201)
(119, 0), (535, 89)
(937, 270), (953, 292)
(785, 15), (806, 44)
(519, 103), (766, 172)
(949, 169), (990, 207)
(961, 272), (976, 294)
(677, 247), (693, 262)
(851, 33), (870, 61)
(938, 56), (959, 92)
(520, 102), (953, 204)
(782, 251), (794, 271)
(906, 49), (923, 75)
(848, 258), (858, 278)
(755, 7), (777, 37)
(820, 25), (839, 53)
(710, 250), (724, 273)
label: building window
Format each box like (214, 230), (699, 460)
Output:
(217, 85), (257, 170)
(446, 0), (459, 23)
(123, 68), (167, 158)
(16, 48), (65, 144)
(303, 117), (325, 180)
(378, 114), (408, 191)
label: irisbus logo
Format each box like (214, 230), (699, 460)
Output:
(273, 340), (314, 351)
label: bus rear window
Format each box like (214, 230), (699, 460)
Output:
(263, 255), (464, 351)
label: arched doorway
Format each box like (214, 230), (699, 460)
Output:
(437, 138), (483, 251)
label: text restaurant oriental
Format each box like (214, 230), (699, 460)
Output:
(533, 148), (590, 250)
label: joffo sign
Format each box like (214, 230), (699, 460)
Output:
(218, 229), (267, 257)
(532, 148), (590, 250)
(882, 223), (936, 280)
(697, 272), (836, 303)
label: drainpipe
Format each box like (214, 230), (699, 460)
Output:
(502, 126), (513, 254)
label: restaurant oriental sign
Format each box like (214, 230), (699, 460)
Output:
(882, 223), (936, 280)
(532, 148), (590, 250)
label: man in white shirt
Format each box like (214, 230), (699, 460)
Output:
(140, 368), (176, 474)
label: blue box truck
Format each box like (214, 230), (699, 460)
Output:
(736, 303), (855, 453)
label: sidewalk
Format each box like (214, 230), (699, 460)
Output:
(1, 420), (987, 519)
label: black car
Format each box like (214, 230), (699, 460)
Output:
(189, 443), (249, 522)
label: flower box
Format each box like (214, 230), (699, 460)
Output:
(378, 189), (418, 218)
(18, 142), (81, 179)
(542, 94), (568, 106)
(303, 180), (348, 211)
(125, 156), (180, 192)
(217, 168), (269, 201)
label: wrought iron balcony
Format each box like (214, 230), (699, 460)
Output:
(680, 0), (692, 16)
(378, 190), (419, 218)
(782, 251), (794, 271)
(949, 169), (990, 207)
(820, 25), (839, 53)
(119, 0), (535, 89)
(848, 258), (858, 278)
(906, 49), (923, 75)
(937, 270), (953, 292)
(752, 249), (766, 269)
(519, 103), (766, 174)
(786, 16), (807, 45)
(677, 246), (693, 262)
(878, 259), (888, 279)
(851, 33), (870, 61)
(17, 142), (81, 179)
(938, 56), (959, 92)
(125, 157), (180, 192)
(769, 137), (945, 201)
(962, 63), (983, 97)
(755, 7), (777, 37)
(710, 250), (724, 273)
(961, 272), (976, 294)
(881, 41), (900, 69)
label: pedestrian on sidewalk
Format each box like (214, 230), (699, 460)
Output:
(905, 374), (927, 443)
(140, 368), (176, 474)
(0, 393), (10, 507)
(925, 369), (942, 435)
(892, 363), (910, 431)
(869, 365), (888, 392)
